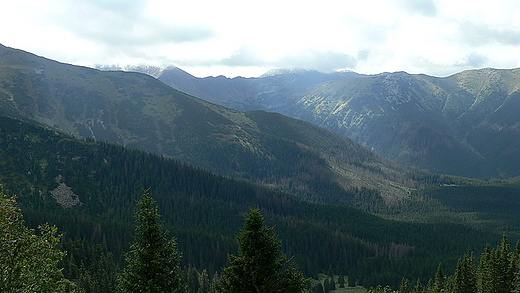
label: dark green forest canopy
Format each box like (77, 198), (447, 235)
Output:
(369, 234), (520, 293)
(0, 115), (506, 287)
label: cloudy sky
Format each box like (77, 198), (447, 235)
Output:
(2, 0), (520, 78)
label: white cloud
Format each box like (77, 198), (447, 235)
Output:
(2, 0), (520, 77)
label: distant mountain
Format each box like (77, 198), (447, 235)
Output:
(157, 67), (362, 112)
(3, 45), (520, 287)
(0, 44), (415, 207)
(155, 67), (520, 179)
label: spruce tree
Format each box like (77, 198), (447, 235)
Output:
(198, 269), (211, 293)
(117, 189), (185, 293)
(493, 234), (514, 293)
(399, 277), (410, 293)
(330, 276), (336, 291)
(514, 241), (520, 293)
(454, 250), (476, 293)
(217, 207), (308, 293)
(477, 244), (493, 293)
(413, 278), (423, 293)
(433, 264), (446, 293)
(323, 278), (330, 292)
(313, 282), (325, 293)
(338, 274), (346, 288)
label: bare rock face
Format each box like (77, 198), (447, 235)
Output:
(51, 175), (81, 208)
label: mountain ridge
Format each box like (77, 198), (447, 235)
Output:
(5, 44), (520, 289)
(153, 65), (520, 178)
(0, 44), (416, 207)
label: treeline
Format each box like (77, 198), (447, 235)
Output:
(369, 234), (520, 293)
(0, 116), (502, 289)
(2, 187), (307, 292)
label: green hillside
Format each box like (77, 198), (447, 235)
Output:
(157, 66), (520, 179)
(0, 44), (421, 210)
(0, 115), (499, 288)
(3, 44), (520, 290)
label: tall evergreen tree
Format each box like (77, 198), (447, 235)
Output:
(425, 278), (434, 293)
(328, 276), (336, 291)
(198, 269), (211, 293)
(433, 264), (446, 293)
(399, 277), (411, 293)
(0, 187), (74, 292)
(413, 278), (423, 293)
(514, 241), (520, 293)
(454, 250), (476, 293)
(323, 278), (330, 292)
(492, 234), (514, 293)
(338, 274), (346, 288)
(217, 207), (308, 293)
(117, 189), (185, 293)
(313, 282), (325, 293)
(477, 244), (493, 293)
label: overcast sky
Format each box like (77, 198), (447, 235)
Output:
(2, 0), (520, 78)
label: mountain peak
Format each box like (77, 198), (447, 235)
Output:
(260, 68), (320, 77)
(96, 64), (168, 78)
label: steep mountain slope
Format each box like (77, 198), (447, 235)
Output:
(156, 67), (520, 178)
(432, 69), (520, 177)
(157, 67), (362, 112)
(0, 44), (415, 206)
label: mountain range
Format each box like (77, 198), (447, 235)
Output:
(0, 44), (419, 207)
(3, 44), (520, 288)
(153, 66), (520, 179)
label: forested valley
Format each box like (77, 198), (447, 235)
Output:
(366, 234), (520, 293)
(1, 114), (515, 292)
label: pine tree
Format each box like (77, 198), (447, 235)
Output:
(433, 264), (446, 293)
(413, 278), (423, 293)
(313, 282), (325, 293)
(198, 269), (211, 293)
(117, 189), (185, 292)
(477, 235), (514, 293)
(477, 244), (493, 293)
(514, 241), (520, 293)
(514, 260), (520, 293)
(328, 276), (336, 291)
(323, 278), (330, 292)
(0, 187), (74, 292)
(425, 278), (434, 293)
(399, 277), (411, 293)
(217, 207), (308, 293)
(493, 234), (514, 293)
(454, 250), (476, 293)
(338, 274), (346, 288)
(185, 265), (200, 293)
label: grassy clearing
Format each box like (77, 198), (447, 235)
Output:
(331, 286), (367, 293)
(313, 274), (367, 293)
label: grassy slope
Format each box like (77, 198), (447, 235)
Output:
(158, 67), (520, 179)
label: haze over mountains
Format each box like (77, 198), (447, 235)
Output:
(152, 65), (520, 179)
(5, 44), (520, 289)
